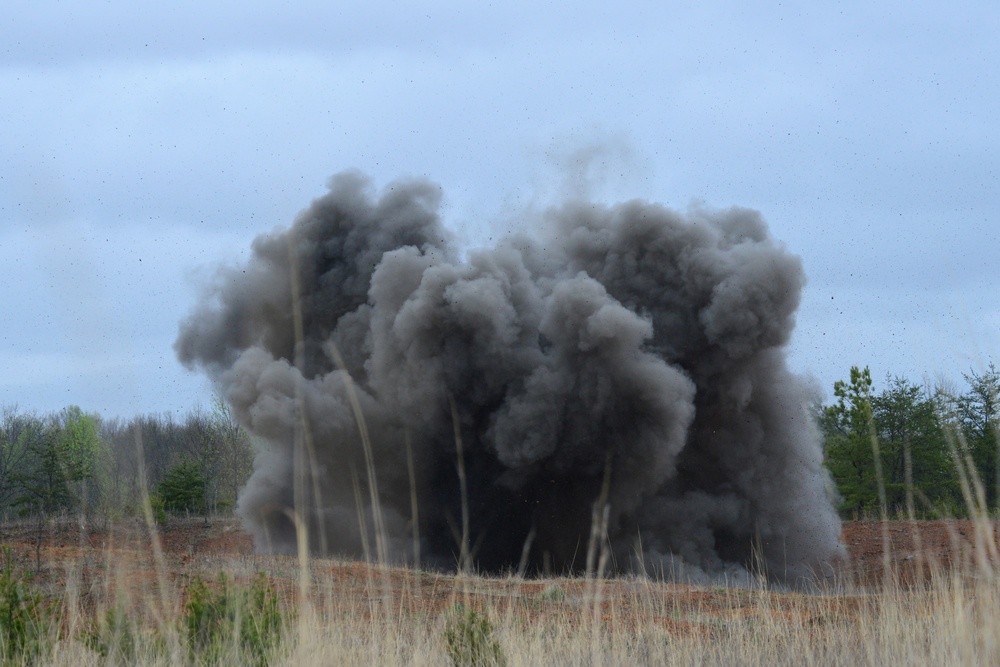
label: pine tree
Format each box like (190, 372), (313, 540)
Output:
(158, 460), (207, 515)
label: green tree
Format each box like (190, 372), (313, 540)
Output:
(55, 407), (100, 484)
(54, 406), (103, 520)
(13, 426), (73, 516)
(0, 408), (45, 515)
(822, 367), (879, 515)
(870, 376), (957, 513)
(953, 364), (1000, 510)
(823, 369), (964, 517)
(158, 460), (207, 515)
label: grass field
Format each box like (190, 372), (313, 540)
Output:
(2, 515), (1000, 665)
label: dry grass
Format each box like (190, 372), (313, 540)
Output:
(3, 516), (1000, 665)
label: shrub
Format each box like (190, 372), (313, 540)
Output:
(443, 604), (507, 667)
(0, 547), (50, 665)
(241, 572), (284, 665)
(85, 602), (138, 664)
(184, 572), (286, 666)
(149, 492), (169, 525)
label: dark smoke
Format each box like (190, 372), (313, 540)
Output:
(176, 171), (844, 585)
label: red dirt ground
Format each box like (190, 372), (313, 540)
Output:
(841, 518), (1000, 586)
(1, 516), (997, 634)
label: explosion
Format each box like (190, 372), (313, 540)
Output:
(177, 171), (843, 585)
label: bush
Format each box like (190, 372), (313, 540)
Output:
(184, 572), (286, 666)
(443, 605), (507, 667)
(149, 492), (169, 525)
(0, 547), (50, 665)
(85, 602), (138, 664)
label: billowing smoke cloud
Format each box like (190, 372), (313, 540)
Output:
(176, 171), (843, 585)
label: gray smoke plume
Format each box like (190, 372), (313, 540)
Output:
(176, 171), (844, 585)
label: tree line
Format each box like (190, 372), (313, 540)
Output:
(0, 397), (254, 522)
(2, 364), (997, 524)
(820, 364), (999, 518)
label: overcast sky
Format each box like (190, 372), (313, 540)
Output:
(2, 0), (997, 419)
